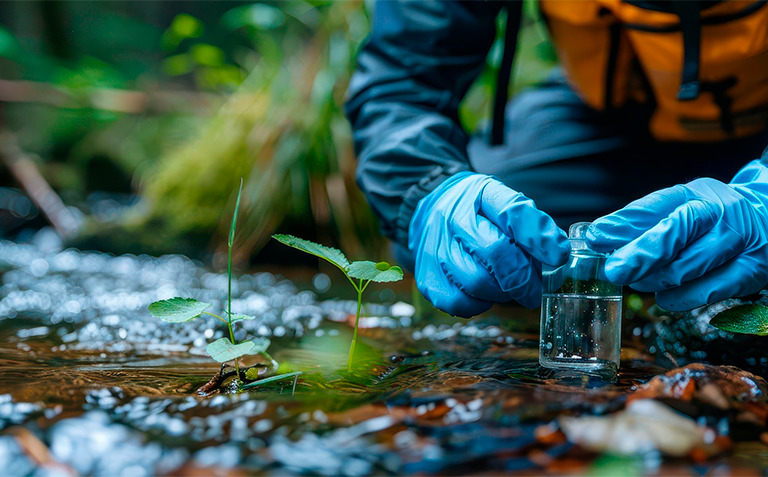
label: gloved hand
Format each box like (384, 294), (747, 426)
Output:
(586, 159), (768, 311)
(408, 172), (570, 317)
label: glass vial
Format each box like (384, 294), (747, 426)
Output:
(539, 222), (623, 379)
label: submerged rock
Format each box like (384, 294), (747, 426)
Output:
(559, 399), (717, 457)
(632, 363), (768, 406)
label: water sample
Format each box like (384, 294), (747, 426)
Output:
(539, 222), (623, 380)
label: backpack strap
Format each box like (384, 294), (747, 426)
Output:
(670, 1), (702, 100)
(491, 3), (523, 146)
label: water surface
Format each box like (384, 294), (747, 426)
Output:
(1, 229), (766, 475)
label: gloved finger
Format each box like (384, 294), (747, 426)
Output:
(441, 238), (515, 304)
(417, 268), (493, 318)
(450, 214), (542, 307)
(655, 254), (768, 311)
(628, 224), (745, 292)
(447, 244), (542, 308)
(603, 199), (719, 285)
(426, 289), (493, 318)
(478, 180), (570, 267)
(586, 185), (688, 253)
(415, 241), (493, 318)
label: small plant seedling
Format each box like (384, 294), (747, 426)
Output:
(272, 234), (404, 372)
(149, 179), (300, 392)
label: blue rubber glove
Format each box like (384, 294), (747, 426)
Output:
(408, 172), (570, 317)
(586, 159), (768, 311)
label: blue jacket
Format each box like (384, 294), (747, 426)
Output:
(345, 1), (514, 247)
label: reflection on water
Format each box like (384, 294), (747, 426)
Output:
(0, 229), (767, 475)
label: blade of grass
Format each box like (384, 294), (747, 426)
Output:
(239, 371), (303, 394)
(229, 178), (244, 248)
(228, 178), (244, 378)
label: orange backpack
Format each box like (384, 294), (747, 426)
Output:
(539, 0), (768, 142)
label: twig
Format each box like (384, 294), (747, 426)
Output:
(0, 132), (79, 238)
(197, 364), (237, 396)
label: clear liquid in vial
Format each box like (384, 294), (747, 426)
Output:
(539, 293), (622, 378)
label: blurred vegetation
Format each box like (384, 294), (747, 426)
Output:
(142, 1), (383, 263)
(0, 1), (558, 264)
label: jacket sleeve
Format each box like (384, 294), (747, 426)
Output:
(345, 0), (504, 247)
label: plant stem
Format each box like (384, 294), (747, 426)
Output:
(227, 237), (240, 378)
(347, 279), (370, 373)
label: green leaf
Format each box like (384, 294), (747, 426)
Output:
(348, 261), (404, 283)
(710, 304), (768, 336)
(272, 234), (350, 271)
(230, 313), (256, 323)
(149, 297), (210, 323)
(228, 178), (244, 247)
(206, 338), (256, 363)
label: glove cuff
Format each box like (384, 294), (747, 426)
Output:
(729, 158), (768, 207)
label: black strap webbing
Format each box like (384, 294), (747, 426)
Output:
(491, 4), (523, 146)
(671, 1), (702, 101)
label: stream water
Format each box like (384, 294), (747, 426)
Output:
(1, 229), (768, 475)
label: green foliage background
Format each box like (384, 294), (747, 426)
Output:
(0, 1), (557, 262)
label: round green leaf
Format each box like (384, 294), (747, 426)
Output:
(149, 297), (210, 323)
(710, 304), (768, 336)
(205, 338), (271, 363)
(206, 338), (256, 363)
(348, 261), (404, 283)
(272, 234), (350, 271)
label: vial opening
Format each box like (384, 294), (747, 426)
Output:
(568, 222), (591, 251)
